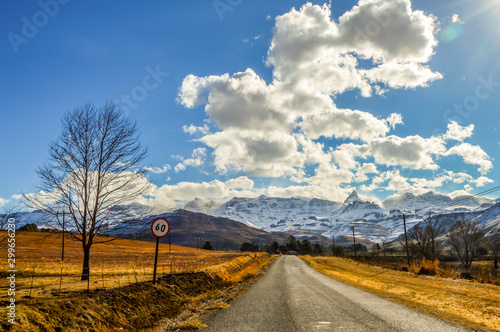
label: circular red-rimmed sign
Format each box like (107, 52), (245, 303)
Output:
(151, 217), (170, 238)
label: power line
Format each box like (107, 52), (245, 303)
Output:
(445, 184), (500, 208)
(404, 180), (500, 220)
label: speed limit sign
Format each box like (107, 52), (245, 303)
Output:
(151, 217), (170, 284)
(151, 217), (170, 238)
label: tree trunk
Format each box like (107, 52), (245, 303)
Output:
(494, 257), (498, 270)
(81, 245), (91, 281)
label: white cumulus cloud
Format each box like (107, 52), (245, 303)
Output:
(445, 143), (493, 174)
(174, 148), (207, 173)
(369, 135), (446, 170)
(182, 123), (210, 135)
(174, 1), (492, 198)
(145, 164), (170, 174)
(0, 198), (9, 207)
(441, 121), (474, 141)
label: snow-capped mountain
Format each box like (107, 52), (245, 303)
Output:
(5, 207), (333, 249)
(4, 202), (154, 232)
(184, 198), (223, 215)
(470, 199), (500, 236)
(342, 190), (361, 206)
(338, 190), (385, 219)
(184, 191), (499, 243)
(7, 209), (55, 229)
(5, 191), (498, 246)
(382, 191), (490, 214)
(184, 191), (385, 240)
(214, 195), (341, 231)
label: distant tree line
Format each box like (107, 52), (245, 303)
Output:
(240, 242), (259, 252)
(241, 235), (340, 256)
(248, 218), (498, 275)
(345, 243), (368, 254)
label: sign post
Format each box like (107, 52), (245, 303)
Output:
(151, 217), (170, 285)
(403, 214), (410, 267)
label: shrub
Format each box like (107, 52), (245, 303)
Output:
(437, 262), (456, 279)
(203, 241), (215, 251)
(18, 223), (39, 232)
(470, 265), (500, 285)
(417, 259), (439, 276)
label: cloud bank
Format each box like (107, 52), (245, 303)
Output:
(170, 1), (493, 204)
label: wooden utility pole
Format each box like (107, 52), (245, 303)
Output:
(351, 226), (357, 258)
(332, 235), (335, 256)
(61, 211), (65, 261)
(403, 214), (410, 267)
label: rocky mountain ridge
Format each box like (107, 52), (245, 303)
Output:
(5, 191), (498, 245)
(184, 191), (498, 242)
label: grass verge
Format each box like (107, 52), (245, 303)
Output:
(301, 256), (500, 332)
(1, 253), (274, 331)
(0, 231), (245, 299)
(154, 254), (278, 331)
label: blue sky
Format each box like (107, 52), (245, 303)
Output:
(1, 0), (499, 210)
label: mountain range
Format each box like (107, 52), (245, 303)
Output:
(5, 191), (499, 246)
(183, 191), (499, 243)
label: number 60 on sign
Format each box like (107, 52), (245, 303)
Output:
(151, 217), (170, 238)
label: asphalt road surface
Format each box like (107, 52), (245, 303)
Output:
(201, 256), (469, 332)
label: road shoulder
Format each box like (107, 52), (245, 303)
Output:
(302, 256), (499, 332)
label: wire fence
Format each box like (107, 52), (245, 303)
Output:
(0, 253), (243, 300)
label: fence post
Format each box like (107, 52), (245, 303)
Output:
(116, 267), (121, 288)
(59, 267), (63, 296)
(29, 267), (35, 297)
(101, 266), (105, 289)
(132, 267), (138, 283)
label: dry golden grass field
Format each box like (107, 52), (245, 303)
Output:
(0, 231), (244, 299)
(0, 231), (273, 332)
(302, 256), (500, 332)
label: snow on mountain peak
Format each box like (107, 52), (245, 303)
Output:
(382, 191), (487, 212)
(10, 190), (500, 246)
(343, 190), (360, 205)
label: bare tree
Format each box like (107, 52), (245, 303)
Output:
(371, 243), (380, 257)
(349, 226), (357, 258)
(408, 213), (443, 261)
(24, 103), (152, 280)
(0, 204), (19, 230)
(489, 233), (500, 270)
(0, 204), (20, 246)
(381, 238), (389, 256)
(447, 220), (485, 274)
(399, 238), (419, 261)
